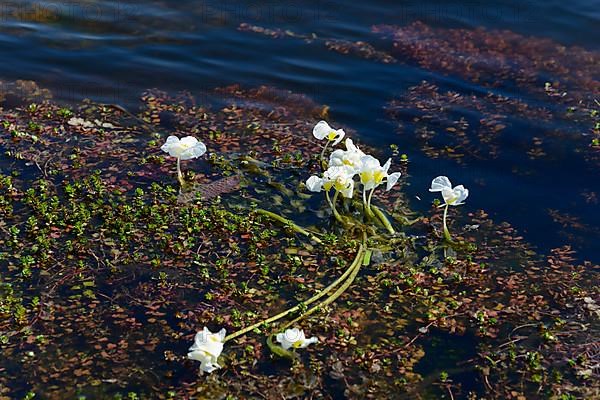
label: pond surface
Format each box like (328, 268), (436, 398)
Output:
(0, 1), (598, 399)
(1, 0), (598, 261)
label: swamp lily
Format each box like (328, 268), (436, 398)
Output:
(187, 327), (226, 373)
(429, 176), (469, 242)
(161, 135), (207, 185)
(276, 328), (318, 350)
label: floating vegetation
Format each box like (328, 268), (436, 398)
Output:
(0, 82), (598, 399)
(239, 22), (600, 168)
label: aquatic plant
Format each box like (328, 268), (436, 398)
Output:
(1, 85), (597, 398)
(358, 155), (401, 220)
(429, 176), (469, 242)
(187, 327), (226, 373)
(312, 120), (345, 167)
(306, 126), (401, 233)
(186, 121), (406, 372)
(276, 328), (318, 350)
(160, 135), (207, 185)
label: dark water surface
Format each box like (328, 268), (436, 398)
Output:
(0, 2), (599, 399)
(1, 2), (598, 257)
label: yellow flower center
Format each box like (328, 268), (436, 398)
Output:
(327, 131), (338, 141)
(334, 176), (350, 192)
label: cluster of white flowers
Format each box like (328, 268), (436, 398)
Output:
(306, 121), (401, 203)
(167, 121), (470, 376)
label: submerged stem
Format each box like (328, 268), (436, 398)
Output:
(279, 233), (369, 332)
(280, 249), (366, 331)
(224, 245), (365, 342)
(255, 209), (322, 244)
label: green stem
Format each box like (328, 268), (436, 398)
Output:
(279, 235), (369, 332)
(255, 209), (322, 244)
(224, 245), (365, 342)
(367, 188), (375, 213)
(319, 140), (330, 171)
(372, 205), (395, 234)
(326, 190), (346, 225)
(363, 187), (374, 219)
(442, 204), (453, 242)
(176, 157), (185, 186)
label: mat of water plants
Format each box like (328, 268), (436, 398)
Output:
(0, 81), (598, 400)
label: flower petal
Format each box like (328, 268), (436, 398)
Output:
(160, 136), (180, 153)
(386, 172), (402, 191)
(382, 158), (392, 173)
(179, 141), (207, 160)
(306, 176), (324, 192)
(301, 336), (319, 348)
(312, 121), (332, 140)
(429, 176), (452, 192)
(180, 136), (198, 147)
(451, 185), (469, 205)
(340, 179), (355, 198)
(331, 129), (345, 146)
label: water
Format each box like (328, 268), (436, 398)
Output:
(0, 2), (598, 396)
(5, 1), (598, 261)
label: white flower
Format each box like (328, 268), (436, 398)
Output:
(329, 138), (366, 173)
(276, 328), (318, 351)
(161, 135), (207, 160)
(67, 117), (95, 129)
(429, 176), (469, 206)
(306, 165), (355, 198)
(358, 155), (401, 192)
(187, 327), (226, 373)
(313, 121), (345, 146)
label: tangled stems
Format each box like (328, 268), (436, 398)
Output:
(442, 204), (453, 242)
(223, 243), (366, 343)
(279, 244), (369, 332)
(254, 209), (322, 244)
(362, 188), (395, 234)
